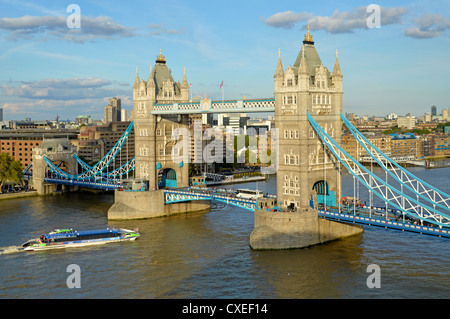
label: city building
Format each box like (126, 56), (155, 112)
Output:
(389, 133), (422, 158)
(104, 97), (122, 123)
(0, 129), (79, 169)
(397, 114), (416, 130)
(431, 105), (437, 117)
(121, 109), (128, 122)
(341, 133), (391, 160)
(434, 135), (450, 156)
(76, 115), (92, 125)
(443, 108), (448, 121)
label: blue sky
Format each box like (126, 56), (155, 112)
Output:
(0, 0), (449, 121)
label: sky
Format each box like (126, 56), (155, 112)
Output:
(0, 0), (449, 121)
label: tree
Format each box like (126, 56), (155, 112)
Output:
(0, 153), (23, 193)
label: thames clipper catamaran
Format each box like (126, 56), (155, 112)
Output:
(22, 228), (140, 251)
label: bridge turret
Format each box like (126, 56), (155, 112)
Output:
(147, 65), (156, 100)
(180, 67), (189, 101)
(332, 49), (343, 101)
(274, 49), (284, 92)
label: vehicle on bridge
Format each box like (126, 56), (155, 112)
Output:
(236, 188), (264, 200)
(22, 228), (140, 251)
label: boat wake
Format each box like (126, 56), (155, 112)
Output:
(0, 246), (24, 255)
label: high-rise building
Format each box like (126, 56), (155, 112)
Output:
(431, 105), (437, 116)
(104, 97), (122, 123)
(442, 108), (448, 121)
(121, 109), (128, 122)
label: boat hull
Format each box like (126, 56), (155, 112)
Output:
(23, 228), (139, 252)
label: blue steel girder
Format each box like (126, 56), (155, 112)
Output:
(163, 190), (256, 212)
(44, 121), (134, 181)
(307, 112), (450, 228)
(74, 154), (135, 178)
(341, 112), (450, 211)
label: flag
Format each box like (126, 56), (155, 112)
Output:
(219, 81), (223, 90)
(189, 83), (192, 87)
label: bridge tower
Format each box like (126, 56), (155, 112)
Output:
(133, 50), (190, 190)
(274, 27), (343, 211)
(108, 51), (210, 219)
(250, 29), (362, 249)
(32, 138), (78, 194)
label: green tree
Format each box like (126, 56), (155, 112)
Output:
(0, 153), (23, 193)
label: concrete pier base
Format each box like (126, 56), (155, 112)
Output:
(107, 189), (211, 220)
(250, 209), (363, 250)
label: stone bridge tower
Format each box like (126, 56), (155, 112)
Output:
(250, 29), (362, 250)
(133, 50), (190, 190)
(32, 138), (78, 194)
(274, 27), (343, 212)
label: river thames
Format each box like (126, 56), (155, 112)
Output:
(0, 166), (449, 299)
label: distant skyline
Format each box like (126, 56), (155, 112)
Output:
(1, 0), (449, 121)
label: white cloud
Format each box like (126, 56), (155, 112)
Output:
(0, 15), (137, 42)
(149, 23), (185, 36)
(1, 77), (126, 100)
(405, 13), (450, 39)
(261, 11), (311, 29)
(262, 6), (408, 34)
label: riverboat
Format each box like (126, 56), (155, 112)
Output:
(22, 228), (140, 251)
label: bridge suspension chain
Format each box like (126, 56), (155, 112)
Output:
(44, 121), (134, 181)
(308, 112), (450, 228)
(341, 113), (450, 211)
(73, 154), (135, 178)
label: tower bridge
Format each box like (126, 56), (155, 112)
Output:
(31, 29), (450, 249)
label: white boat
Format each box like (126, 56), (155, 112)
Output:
(22, 228), (140, 251)
(236, 188), (264, 200)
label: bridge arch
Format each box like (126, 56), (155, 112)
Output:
(159, 168), (177, 188)
(312, 180), (336, 207)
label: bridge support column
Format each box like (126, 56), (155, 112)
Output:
(249, 209), (363, 250)
(108, 189), (211, 220)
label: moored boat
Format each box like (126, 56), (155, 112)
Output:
(22, 227), (140, 251)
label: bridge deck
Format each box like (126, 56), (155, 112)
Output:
(318, 209), (450, 238)
(164, 188), (450, 238)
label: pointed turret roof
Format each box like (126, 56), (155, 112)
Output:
(332, 49), (343, 77)
(298, 46), (308, 75)
(293, 43), (322, 77)
(181, 67), (188, 88)
(147, 65), (155, 87)
(274, 48), (284, 78)
(150, 50), (180, 96)
(133, 66), (140, 89)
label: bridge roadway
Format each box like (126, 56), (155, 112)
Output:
(44, 177), (121, 191)
(166, 187), (450, 238)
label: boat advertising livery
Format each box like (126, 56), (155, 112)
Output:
(22, 228), (140, 251)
